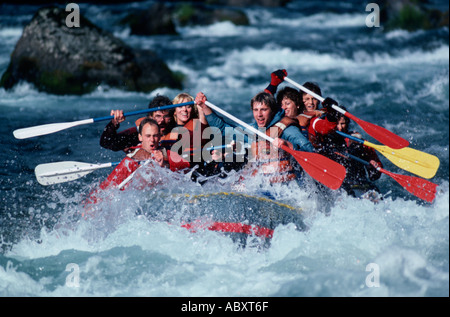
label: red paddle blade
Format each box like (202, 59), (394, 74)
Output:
(345, 112), (409, 149)
(382, 168), (438, 203)
(282, 145), (346, 190)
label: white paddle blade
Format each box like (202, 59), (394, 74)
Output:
(13, 119), (94, 139)
(35, 161), (112, 185)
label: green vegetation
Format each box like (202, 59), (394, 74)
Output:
(175, 4), (196, 26)
(387, 4), (427, 31)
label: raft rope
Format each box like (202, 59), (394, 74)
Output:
(175, 191), (302, 212)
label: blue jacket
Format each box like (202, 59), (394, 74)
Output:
(205, 109), (314, 153)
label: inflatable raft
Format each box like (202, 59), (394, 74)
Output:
(138, 191), (307, 244)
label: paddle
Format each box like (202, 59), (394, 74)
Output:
(117, 159), (152, 190)
(336, 131), (440, 179)
(182, 144), (232, 159)
(34, 143), (231, 186)
(13, 101), (195, 139)
(283, 77), (410, 149)
(204, 100), (346, 190)
(338, 152), (437, 203)
(35, 161), (121, 186)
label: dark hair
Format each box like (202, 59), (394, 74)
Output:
(276, 86), (304, 113)
(138, 117), (160, 135)
(250, 92), (279, 113)
(337, 105), (350, 123)
(147, 94), (174, 117)
(302, 82), (322, 98)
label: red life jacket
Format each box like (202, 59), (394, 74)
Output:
(308, 112), (338, 150)
(107, 146), (190, 187)
(84, 145), (190, 209)
(99, 156), (139, 191)
(295, 110), (324, 136)
(162, 118), (209, 163)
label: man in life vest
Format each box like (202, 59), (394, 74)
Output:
(94, 118), (190, 194)
(84, 118), (189, 215)
(194, 91), (314, 184)
(100, 95), (175, 153)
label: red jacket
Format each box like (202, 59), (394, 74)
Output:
(308, 114), (338, 149)
(84, 147), (190, 208)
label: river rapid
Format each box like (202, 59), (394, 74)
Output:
(0, 0), (448, 299)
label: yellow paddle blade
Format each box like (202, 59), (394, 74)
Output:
(364, 141), (440, 179)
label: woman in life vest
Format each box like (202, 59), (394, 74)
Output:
(264, 69), (337, 143)
(100, 95), (175, 153)
(165, 93), (210, 166)
(276, 77), (341, 155)
(276, 86), (308, 137)
(195, 91), (314, 184)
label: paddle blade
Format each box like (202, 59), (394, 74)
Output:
(284, 76), (409, 149)
(345, 112), (409, 149)
(35, 161), (110, 185)
(13, 119), (94, 139)
(282, 146), (346, 190)
(381, 168), (438, 203)
(367, 141), (440, 179)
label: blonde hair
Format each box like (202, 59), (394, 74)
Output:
(172, 92), (198, 121)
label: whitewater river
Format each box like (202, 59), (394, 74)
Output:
(0, 1), (448, 299)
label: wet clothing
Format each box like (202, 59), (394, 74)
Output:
(100, 121), (140, 153)
(204, 108), (314, 183)
(205, 109), (314, 153)
(307, 112), (338, 150)
(98, 156), (139, 191)
(86, 145), (190, 206)
(100, 117), (177, 153)
(295, 110), (324, 138)
(162, 118), (210, 165)
(191, 152), (248, 185)
(250, 116), (301, 183)
(319, 131), (383, 197)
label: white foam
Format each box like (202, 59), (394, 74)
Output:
(0, 27), (22, 41)
(178, 21), (267, 37)
(216, 44), (449, 74)
(271, 12), (367, 29)
(417, 72), (450, 108)
(2, 181), (448, 296)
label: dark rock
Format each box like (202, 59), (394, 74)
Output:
(173, 3), (250, 27)
(122, 2), (250, 36)
(0, 6), (182, 95)
(121, 2), (178, 36)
